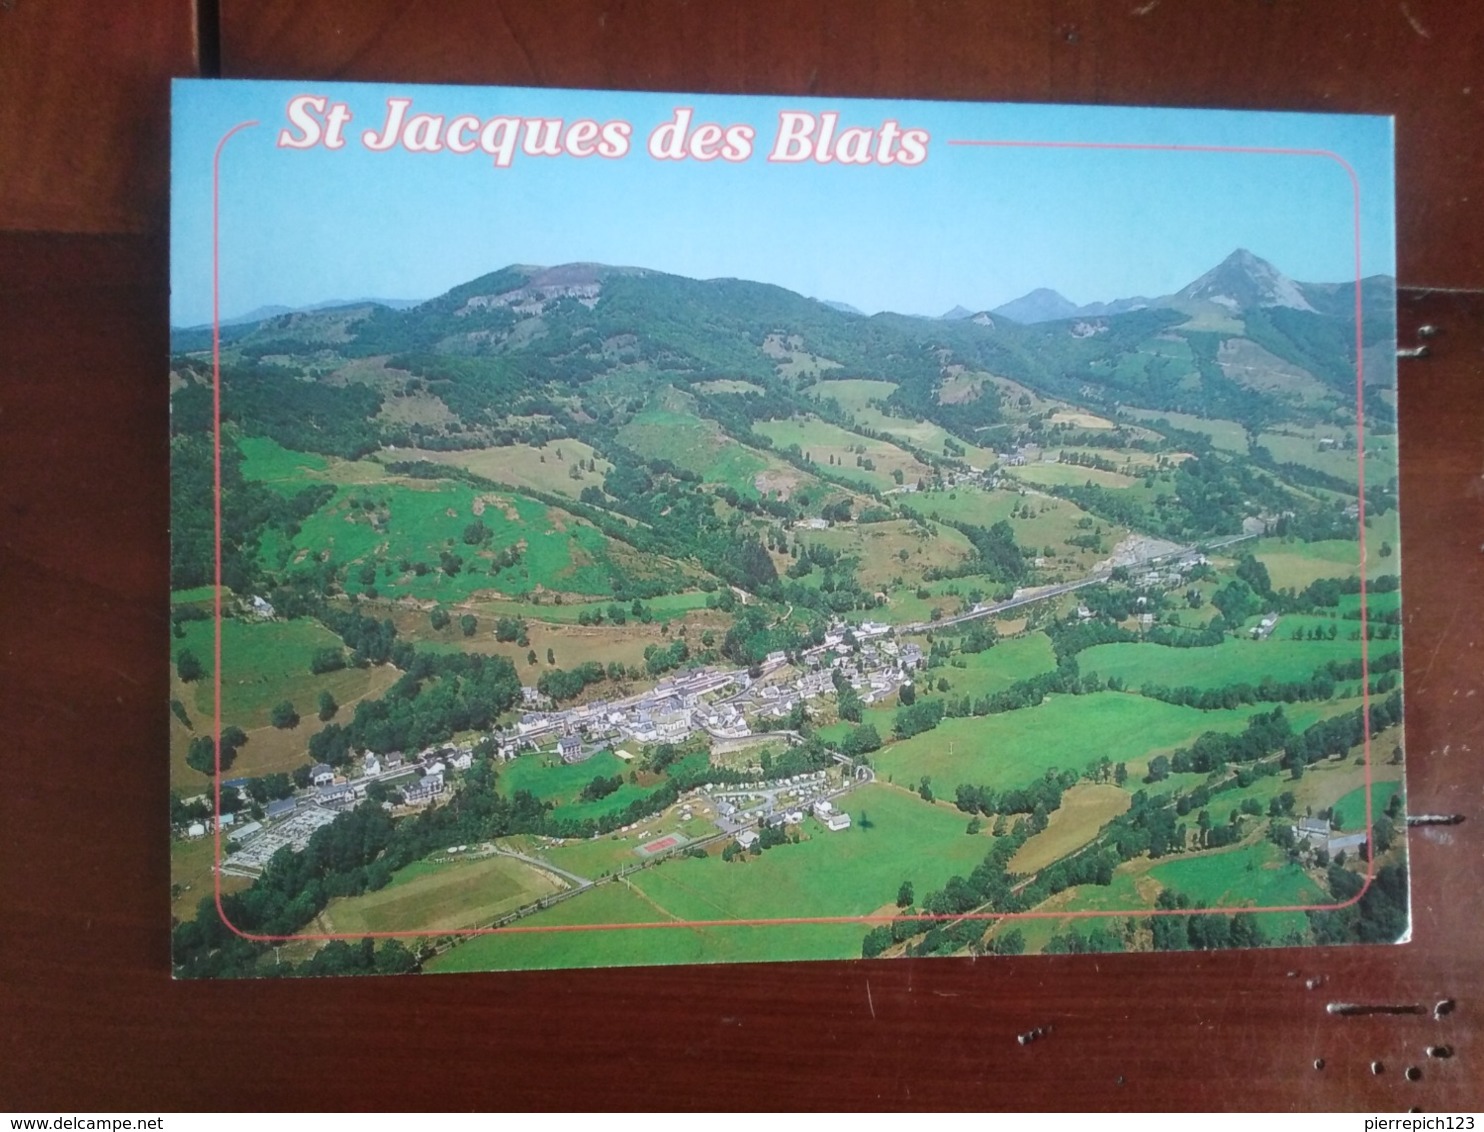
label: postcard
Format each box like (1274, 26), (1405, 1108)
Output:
(169, 80), (1404, 976)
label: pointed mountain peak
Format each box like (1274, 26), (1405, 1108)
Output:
(940, 305), (976, 320)
(1176, 249), (1315, 314)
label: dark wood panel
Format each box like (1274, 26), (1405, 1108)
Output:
(218, 0), (1484, 290)
(0, 233), (1478, 1111)
(0, 0), (196, 233)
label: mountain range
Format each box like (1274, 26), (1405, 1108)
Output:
(987, 248), (1388, 326)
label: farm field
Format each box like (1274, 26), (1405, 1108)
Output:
(271, 476), (624, 602)
(874, 693), (1297, 794)
(1250, 513), (1398, 588)
(806, 378), (899, 415)
(1077, 634), (1400, 692)
(1122, 408), (1249, 452)
(1009, 782), (1132, 874)
(322, 853), (563, 935)
(1330, 780), (1402, 831)
(424, 878), (872, 971)
(897, 486), (1128, 573)
(627, 783), (991, 923)
(936, 633), (1058, 700)
(1008, 461), (1138, 490)
(804, 518), (977, 591)
(392, 439), (613, 499)
(170, 835), (251, 922)
(1143, 839), (1327, 939)
(753, 417), (933, 492)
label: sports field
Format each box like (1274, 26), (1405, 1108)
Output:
(322, 853), (563, 935)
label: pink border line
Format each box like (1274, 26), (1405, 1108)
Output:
(208, 130), (1382, 945)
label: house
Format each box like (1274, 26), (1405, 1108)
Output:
(449, 751), (473, 771)
(812, 799), (835, 820)
(310, 763), (335, 787)
(248, 595), (275, 619)
(735, 830), (760, 850)
(402, 775), (445, 805)
(384, 752), (405, 770)
(362, 753), (382, 777)
(557, 734), (585, 763)
(1294, 817), (1331, 846)
(317, 784), (355, 808)
(823, 812), (852, 832)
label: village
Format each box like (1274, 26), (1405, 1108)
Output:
(194, 617), (922, 879)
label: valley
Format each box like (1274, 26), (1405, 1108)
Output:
(168, 248), (1408, 977)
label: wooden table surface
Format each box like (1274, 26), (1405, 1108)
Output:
(2, 0), (1480, 1111)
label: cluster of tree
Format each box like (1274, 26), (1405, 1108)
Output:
(893, 698), (946, 739)
(494, 616), (529, 644)
(643, 639), (690, 677)
(1308, 863), (1408, 945)
(579, 774), (625, 802)
(320, 607), (398, 666)
(953, 768), (1078, 819)
(186, 726), (248, 775)
(1148, 892), (1268, 951)
(536, 660), (607, 703)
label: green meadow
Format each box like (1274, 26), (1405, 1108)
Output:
(628, 783), (990, 923)
(1078, 634), (1399, 691)
(424, 878), (872, 971)
(874, 693), (1292, 793)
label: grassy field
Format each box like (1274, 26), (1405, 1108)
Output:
(393, 439), (612, 499)
(1009, 782), (1132, 874)
(1242, 510), (1397, 589)
(424, 878), (874, 971)
(170, 615), (402, 785)
(322, 853), (562, 934)
(173, 615), (390, 728)
(936, 633), (1058, 700)
(807, 379), (899, 414)
(753, 417), (933, 493)
(1145, 838), (1328, 936)
(627, 783), (992, 922)
(170, 835), (251, 922)
(874, 693), (1291, 794)
(897, 486), (1127, 573)
(616, 388), (775, 497)
(274, 476), (624, 601)
(804, 518), (977, 591)
(238, 436), (330, 491)
(1008, 462), (1138, 490)
(1256, 426), (1397, 486)
(1123, 408), (1249, 453)
(1330, 780), (1402, 831)
(1077, 634), (1400, 692)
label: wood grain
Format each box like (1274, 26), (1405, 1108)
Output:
(0, 0), (195, 233)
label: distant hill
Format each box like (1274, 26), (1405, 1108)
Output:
(985, 249), (1389, 328)
(992, 288), (1080, 324)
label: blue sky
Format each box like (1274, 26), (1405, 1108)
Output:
(171, 79), (1395, 327)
